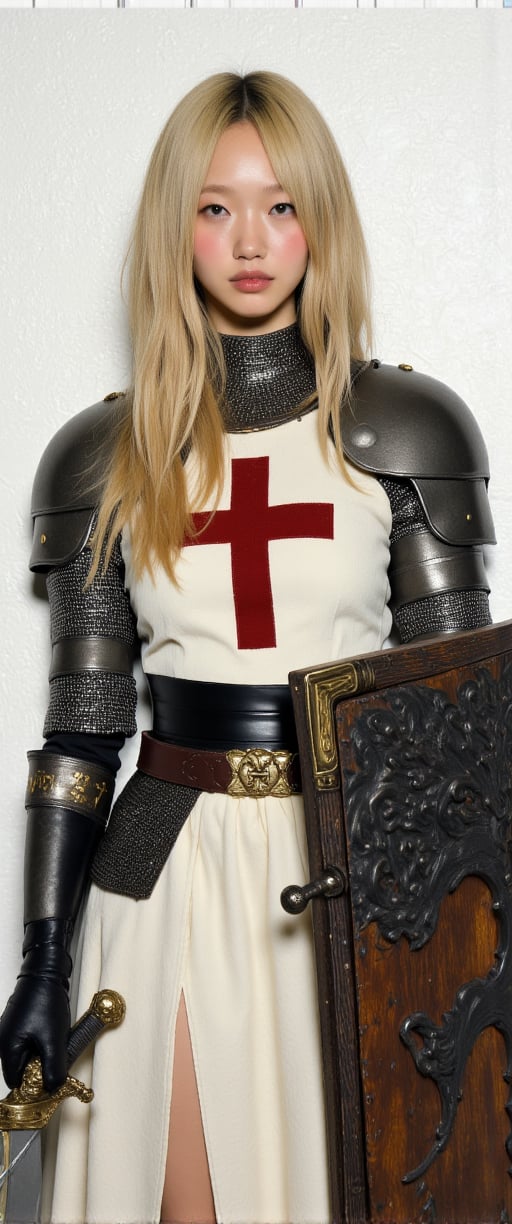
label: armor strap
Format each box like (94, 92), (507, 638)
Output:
(389, 532), (489, 610)
(49, 636), (134, 680)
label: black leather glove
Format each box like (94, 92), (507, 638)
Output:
(0, 918), (73, 1092)
(0, 752), (114, 1092)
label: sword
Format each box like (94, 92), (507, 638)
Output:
(0, 989), (125, 1223)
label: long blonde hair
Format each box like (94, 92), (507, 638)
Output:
(91, 71), (373, 582)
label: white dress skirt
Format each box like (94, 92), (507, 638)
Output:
(42, 413), (393, 1224)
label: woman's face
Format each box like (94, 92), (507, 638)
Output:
(193, 122), (309, 335)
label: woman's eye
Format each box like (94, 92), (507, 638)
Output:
(201, 204), (227, 217)
(270, 202), (295, 216)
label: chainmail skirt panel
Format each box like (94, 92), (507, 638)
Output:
(41, 789), (330, 1224)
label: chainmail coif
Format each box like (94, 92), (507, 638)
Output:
(220, 323), (317, 431)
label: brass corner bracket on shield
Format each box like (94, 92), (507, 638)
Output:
(300, 659), (375, 790)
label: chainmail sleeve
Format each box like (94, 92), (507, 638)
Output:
(379, 476), (492, 644)
(43, 533), (138, 738)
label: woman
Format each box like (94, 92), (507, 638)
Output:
(0, 71), (494, 1224)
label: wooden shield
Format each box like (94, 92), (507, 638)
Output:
(289, 622), (512, 1224)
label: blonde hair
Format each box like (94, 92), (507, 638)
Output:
(91, 70), (373, 582)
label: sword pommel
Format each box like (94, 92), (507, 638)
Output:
(90, 989), (126, 1028)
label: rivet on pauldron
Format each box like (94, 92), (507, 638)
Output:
(351, 425), (377, 450)
(398, 363), (413, 372)
(40, 533), (47, 544)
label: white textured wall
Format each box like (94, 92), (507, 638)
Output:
(1, 12), (511, 1054)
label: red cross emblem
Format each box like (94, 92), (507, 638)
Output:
(184, 456), (334, 650)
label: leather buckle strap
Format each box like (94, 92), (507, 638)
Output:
(137, 732), (301, 798)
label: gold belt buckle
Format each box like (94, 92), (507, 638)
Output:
(226, 748), (294, 798)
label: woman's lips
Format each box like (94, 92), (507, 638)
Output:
(230, 275), (273, 292)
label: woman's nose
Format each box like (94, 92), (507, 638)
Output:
(232, 213), (266, 260)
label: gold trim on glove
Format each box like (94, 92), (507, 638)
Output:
(25, 752), (114, 820)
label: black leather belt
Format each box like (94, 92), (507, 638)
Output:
(147, 675), (298, 752)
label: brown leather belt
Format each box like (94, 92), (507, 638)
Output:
(137, 731), (301, 798)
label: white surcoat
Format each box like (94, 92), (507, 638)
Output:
(44, 412), (392, 1224)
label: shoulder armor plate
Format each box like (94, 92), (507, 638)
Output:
(30, 396), (125, 572)
(344, 362), (495, 547)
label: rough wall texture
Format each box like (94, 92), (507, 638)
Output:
(1, 11), (511, 1057)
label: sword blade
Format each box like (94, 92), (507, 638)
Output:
(0, 1130), (40, 1224)
(0, 989), (125, 1222)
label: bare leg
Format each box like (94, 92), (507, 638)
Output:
(160, 992), (216, 1224)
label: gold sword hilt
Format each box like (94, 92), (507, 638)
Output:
(0, 989), (126, 1132)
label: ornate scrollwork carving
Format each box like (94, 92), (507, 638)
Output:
(0, 1061), (93, 1131)
(345, 665), (512, 1184)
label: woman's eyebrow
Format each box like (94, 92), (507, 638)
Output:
(199, 181), (283, 194)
